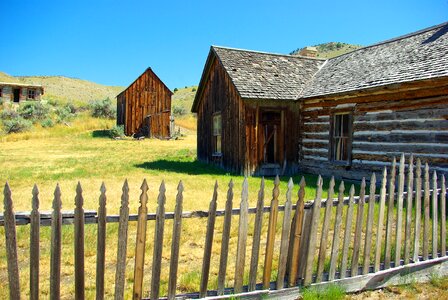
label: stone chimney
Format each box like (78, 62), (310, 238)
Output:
(298, 46), (318, 58)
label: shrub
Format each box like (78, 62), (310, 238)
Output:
(192, 87), (197, 92)
(173, 88), (178, 93)
(3, 117), (32, 134)
(172, 104), (187, 116)
(55, 105), (76, 123)
(18, 102), (50, 121)
(109, 125), (125, 138)
(89, 98), (116, 119)
(0, 108), (19, 120)
(40, 118), (54, 128)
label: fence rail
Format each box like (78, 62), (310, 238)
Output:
(1, 153), (448, 299)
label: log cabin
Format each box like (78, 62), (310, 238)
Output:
(192, 22), (448, 179)
(0, 82), (44, 103)
(117, 68), (172, 138)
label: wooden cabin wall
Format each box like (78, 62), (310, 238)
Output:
(120, 69), (171, 138)
(196, 58), (245, 174)
(299, 85), (448, 180)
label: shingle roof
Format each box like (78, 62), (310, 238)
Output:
(212, 46), (325, 100)
(301, 22), (448, 98)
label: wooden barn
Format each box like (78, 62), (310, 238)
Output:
(117, 68), (172, 138)
(193, 22), (448, 179)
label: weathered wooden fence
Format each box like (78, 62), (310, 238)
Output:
(1, 154), (448, 299)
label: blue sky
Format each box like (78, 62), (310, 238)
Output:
(0, 0), (446, 89)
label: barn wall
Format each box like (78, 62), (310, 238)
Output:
(300, 82), (448, 180)
(196, 58), (245, 174)
(119, 69), (172, 138)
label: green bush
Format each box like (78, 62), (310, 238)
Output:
(191, 87), (197, 92)
(173, 88), (178, 93)
(40, 118), (54, 128)
(172, 104), (187, 116)
(3, 117), (32, 134)
(55, 105), (76, 123)
(109, 125), (125, 138)
(0, 108), (19, 120)
(18, 102), (50, 121)
(89, 98), (116, 119)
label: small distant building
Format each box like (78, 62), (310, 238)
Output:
(117, 68), (172, 138)
(0, 82), (44, 103)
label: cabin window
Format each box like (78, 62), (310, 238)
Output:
(331, 113), (352, 162)
(28, 89), (36, 99)
(213, 113), (222, 155)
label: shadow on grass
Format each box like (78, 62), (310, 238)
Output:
(91, 129), (110, 138)
(135, 159), (230, 176)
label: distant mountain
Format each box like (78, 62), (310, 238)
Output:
(0, 71), (124, 105)
(290, 42), (362, 59)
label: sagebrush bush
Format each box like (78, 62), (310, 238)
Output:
(89, 98), (115, 119)
(3, 117), (32, 134)
(18, 102), (50, 121)
(109, 125), (125, 138)
(40, 118), (54, 128)
(55, 105), (76, 123)
(172, 104), (187, 116)
(0, 108), (19, 120)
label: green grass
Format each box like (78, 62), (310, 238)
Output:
(301, 284), (345, 300)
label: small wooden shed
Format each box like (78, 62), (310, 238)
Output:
(117, 68), (172, 138)
(0, 82), (44, 103)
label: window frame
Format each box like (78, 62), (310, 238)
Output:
(28, 89), (36, 100)
(212, 112), (222, 156)
(329, 111), (353, 165)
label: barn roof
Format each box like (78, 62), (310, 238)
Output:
(302, 22), (448, 98)
(117, 67), (172, 98)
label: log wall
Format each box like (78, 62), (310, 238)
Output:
(117, 68), (172, 138)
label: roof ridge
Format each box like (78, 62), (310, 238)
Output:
(211, 45), (326, 61)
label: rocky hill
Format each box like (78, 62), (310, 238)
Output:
(290, 42), (362, 59)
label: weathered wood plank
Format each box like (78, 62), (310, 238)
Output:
(413, 159), (423, 262)
(114, 180), (130, 300)
(96, 183), (107, 300)
(395, 154), (405, 267)
(276, 178), (294, 289)
(441, 175), (446, 257)
(151, 181), (167, 300)
(74, 182), (85, 299)
(297, 209), (312, 282)
(432, 171), (438, 259)
(263, 176), (280, 289)
(218, 180), (234, 295)
(328, 181), (345, 281)
(304, 176), (323, 285)
(248, 178), (265, 291)
(351, 178), (366, 276)
(287, 177), (305, 287)
(50, 184), (62, 300)
(316, 177), (335, 283)
(404, 155), (414, 265)
(133, 180), (149, 300)
(3, 183), (20, 300)
(235, 178), (249, 293)
(363, 173), (377, 274)
(340, 185), (356, 279)
(30, 184), (40, 300)
(168, 181), (184, 299)
(200, 181), (219, 298)
(384, 158), (397, 269)
(423, 163), (430, 261)
(374, 168), (388, 272)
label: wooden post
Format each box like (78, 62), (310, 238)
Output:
(168, 181), (184, 299)
(432, 171), (438, 259)
(234, 178), (249, 293)
(340, 185), (355, 279)
(413, 159), (423, 262)
(276, 178), (293, 289)
(114, 180), (130, 300)
(303, 176), (323, 285)
(74, 182), (85, 300)
(218, 180), (234, 295)
(133, 180), (149, 300)
(96, 183), (107, 300)
(262, 176), (280, 289)
(3, 183), (20, 300)
(423, 163), (430, 261)
(404, 155), (414, 265)
(50, 184), (62, 300)
(316, 177), (335, 283)
(151, 181), (167, 300)
(374, 168), (387, 272)
(328, 181), (345, 281)
(287, 177), (305, 287)
(248, 178), (265, 291)
(199, 181), (218, 298)
(351, 178), (366, 276)
(363, 173), (377, 274)
(30, 184), (40, 300)
(441, 175), (446, 257)
(384, 158), (397, 269)
(394, 154), (405, 267)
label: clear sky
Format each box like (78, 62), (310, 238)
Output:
(0, 0), (446, 89)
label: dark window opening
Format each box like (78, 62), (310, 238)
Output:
(331, 113), (352, 162)
(28, 89), (36, 99)
(213, 113), (222, 154)
(13, 89), (20, 103)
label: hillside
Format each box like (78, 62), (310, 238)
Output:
(0, 71), (123, 105)
(172, 86), (197, 115)
(290, 42), (362, 59)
